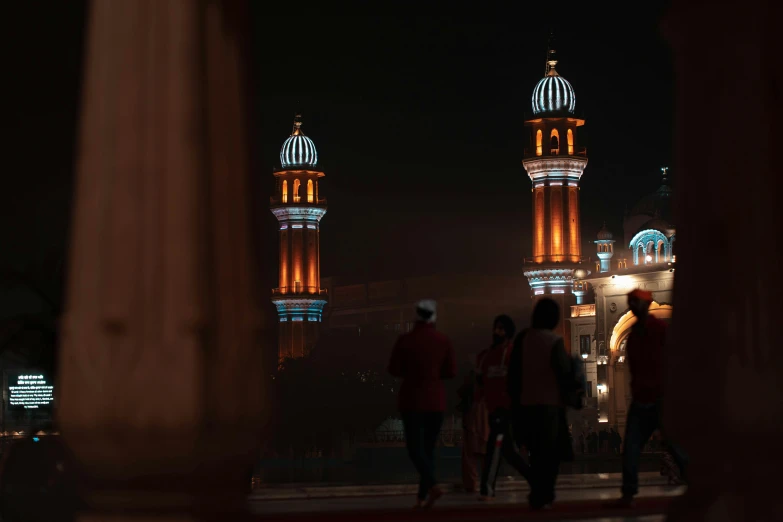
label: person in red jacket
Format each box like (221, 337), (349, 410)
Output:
(388, 299), (457, 509)
(613, 289), (687, 507)
(477, 315), (531, 500)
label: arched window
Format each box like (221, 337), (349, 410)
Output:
(307, 179), (314, 203)
(638, 244), (645, 264)
(567, 129), (574, 155)
(282, 180), (288, 203)
(293, 179), (301, 203)
(550, 129), (560, 154)
(657, 240), (665, 262)
(536, 129), (543, 156)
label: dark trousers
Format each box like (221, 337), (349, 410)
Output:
(622, 401), (688, 498)
(514, 405), (562, 509)
(402, 412), (444, 500)
(481, 408), (530, 497)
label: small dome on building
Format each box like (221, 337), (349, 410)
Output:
(628, 168), (673, 222)
(596, 222), (613, 240)
(280, 115), (318, 168)
(532, 60), (576, 115)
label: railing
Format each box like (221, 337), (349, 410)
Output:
(523, 146), (587, 158)
(523, 256), (591, 265)
(272, 287), (328, 296)
(269, 197), (327, 205)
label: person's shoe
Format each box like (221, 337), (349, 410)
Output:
(423, 486), (443, 509)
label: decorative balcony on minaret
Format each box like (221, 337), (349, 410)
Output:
(522, 41), (589, 335)
(271, 115), (327, 362)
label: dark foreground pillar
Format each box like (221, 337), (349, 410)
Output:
(59, 1), (264, 520)
(664, 2), (783, 520)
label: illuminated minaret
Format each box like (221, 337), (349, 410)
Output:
(522, 41), (589, 334)
(595, 223), (616, 273)
(271, 115), (327, 363)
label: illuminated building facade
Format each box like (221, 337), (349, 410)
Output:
(568, 167), (676, 432)
(522, 45), (590, 338)
(271, 115), (328, 362)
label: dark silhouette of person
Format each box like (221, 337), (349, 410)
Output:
(476, 315), (531, 500)
(609, 289), (687, 508)
(507, 298), (572, 510)
(388, 299), (456, 509)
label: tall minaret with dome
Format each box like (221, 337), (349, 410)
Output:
(271, 115), (328, 363)
(522, 39), (589, 335)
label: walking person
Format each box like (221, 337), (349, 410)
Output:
(507, 298), (574, 511)
(609, 289), (687, 508)
(388, 299), (457, 509)
(457, 365), (490, 494)
(477, 315), (531, 501)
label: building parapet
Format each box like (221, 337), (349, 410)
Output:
(571, 304), (596, 318)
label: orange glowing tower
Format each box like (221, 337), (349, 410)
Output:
(522, 42), (589, 330)
(271, 115), (327, 362)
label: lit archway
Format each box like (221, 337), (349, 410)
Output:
(608, 301), (674, 354)
(536, 129), (543, 156)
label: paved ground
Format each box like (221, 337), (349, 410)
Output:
(250, 472), (670, 500)
(248, 484), (684, 521)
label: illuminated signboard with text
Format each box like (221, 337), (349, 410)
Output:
(7, 373), (55, 410)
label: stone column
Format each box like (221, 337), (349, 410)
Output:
(664, 2), (783, 520)
(59, 0), (264, 519)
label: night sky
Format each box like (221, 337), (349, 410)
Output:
(251, 11), (675, 287)
(3, 6), (674, 312)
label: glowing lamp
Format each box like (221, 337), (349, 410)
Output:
(645, 255), (653, 263)
(574, 268), (588, 279)
(581, 353), (588, 360)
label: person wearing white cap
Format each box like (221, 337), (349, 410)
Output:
(388, 299), (456, 509)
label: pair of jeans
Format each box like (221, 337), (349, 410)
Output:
(481, 408), (531, 497)
(513, 405), (562, 509)
(402, 412), (444, 500)
(622, 401), (688, 497)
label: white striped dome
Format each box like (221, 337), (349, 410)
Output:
(531, 61), (576, 115)
(280, 116), (318, 168)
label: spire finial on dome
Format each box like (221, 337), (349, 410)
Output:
(292, 114), (303, 136)
(661, 166), (669, 185)
(545, 29), (557, 76)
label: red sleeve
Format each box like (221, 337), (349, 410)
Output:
(388, 336), (405, 378)
(441, 338), (457, 379)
